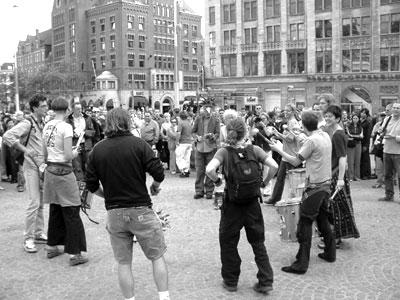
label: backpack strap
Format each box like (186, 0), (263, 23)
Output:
(23, 118), (34, 147)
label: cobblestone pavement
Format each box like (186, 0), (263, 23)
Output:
(0, 174), (399, 300)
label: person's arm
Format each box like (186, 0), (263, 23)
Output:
(262, 155), (278, 185)
(206, 158), (221, 182)
(337, 156), (346, 187)
(153, 121), (160, 144)
(64, 136), (79, 161)
(269, 140), (302, 167)
(3, 120), (35, 157)
(42, 138), (48, 162)
(85, 149), (101, 196)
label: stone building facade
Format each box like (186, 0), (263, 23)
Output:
(204, 0), (400, 113)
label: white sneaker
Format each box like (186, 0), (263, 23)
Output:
(24, 239), (38, 253)
(35, 233), (48, 244)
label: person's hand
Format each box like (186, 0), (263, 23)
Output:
(337, 179), (345, 188)
(196, 135), (202, 142)
(150, 182), (161, 195)
(214, 177), (222, 187)
(362, 146), (367, 152)
(72, 149), (79, 159)
(269, 140), (283, 153)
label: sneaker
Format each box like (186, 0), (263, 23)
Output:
(69, 254), (89, 266)
(179, 172), (189, 178)
(378, 196), (394, 202)
(318, 253), (336, 263)
(0, 186), (4, 191)
(253, 283), (273, 294)
(193, 193), (204, 199)
(17, 186), (24, 192)
(35, 233), (48, 244)
(205, 194), (213, 199)
(171, 171), (176, 175)
(222, 281), (237, 292)
(24, 239), (38, 253)
(372, 184), (383, 189)
(46, 247), (63, 259)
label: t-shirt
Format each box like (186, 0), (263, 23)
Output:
(331, 129), (347, 171)
(43, 120), (73, 163)
(384, 117), (400, 155)
(178, 120), (192, 144)
(213, 144), (268, 178)
(298, 130), (331, 184)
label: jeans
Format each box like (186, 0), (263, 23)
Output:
(167, 140), (177, 173)
(360, 145), (371, 178)
(219, 200), (273, 287)
(347, 143), (361, 179)
(175, 143), (192, 173)
(47, 204), (87, 255)
(383, 153), (400, 198)
(194, 150), (215, 196)
(291, 189), (335, 272)
(269, 161), (295, 203)
(72, 150), (90, 181)
(375, 156), (384, 185)
(23, 163), (45, 240)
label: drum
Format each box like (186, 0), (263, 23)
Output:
(287, 168), (306, 198)
(276, 197), (301, 242)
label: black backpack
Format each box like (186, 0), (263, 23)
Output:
(224, 145), (262, 204)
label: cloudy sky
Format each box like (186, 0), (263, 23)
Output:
(0, 0), (205, 63)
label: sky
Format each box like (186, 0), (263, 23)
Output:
(0, 0), (205, 63)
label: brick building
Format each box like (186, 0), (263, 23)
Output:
(204, 0), (400, 114)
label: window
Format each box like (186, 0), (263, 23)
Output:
(70, 41), (76, 54)
(134, 73), (146, 89)
(290, 23), (305, 40)
(222, 55), (237, 77)
(128, 53), (134, 67)
(69, 24), (75, 38)
(342, 49), (370, 72)
(127, 15), (134, 29)
(139, 35), (145, 49)
(91, 57), (97, 70)
(266, 26), (280, 42)
(209, 6), (215, 25)
(110, 16), (115, 30)
(343, 17), (370, 36)
(139, 55), (145, 68)
(138, 16), (145, 31)
(192, 42), (198, 55)
(316, 50), (332, 73)
(244, 27), (258, 44)
(290, 0), (304, 15)
(209, 31), (216, 47)
(183, 41), (189, 54)
(315, 0), (332, 11)
(100, 37), (105, 51)
(192, 25), (198, 37)
(183, 58), (189, 71)
(192, 59), (198, 71)
(110, 54), (116, 68)
(266, 0), (280, 18)
(91, 39), (96, 52)
(265, 52), (281, 75)
(223, 3), (236, 23)
(381, 0), (400, 3)
(381, 47), (400, 71)
(224, 30), (236, 45)
(54, 27), (65, 43)
(288, 52), (305, 74)
(110, 35), (115, 49)
(381, 13), (400, 34)
(90, 20), (96, 34)
(316, 20), (332, 38)
(69, 8), (75, 22)
(100, 18), (105, 32)
(100, 56), (106, 69)
(128, 73), (133, 87)
(183, 24), (189, 37)
(128, 34), (134, 48)
(243, 54), (258, 76)
(244, 1), (257, 21)
(342, 0), (370, 8)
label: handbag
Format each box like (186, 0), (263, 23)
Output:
(370, 116), (392, 158)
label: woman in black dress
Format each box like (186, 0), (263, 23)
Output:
(324, 105), (360, 246)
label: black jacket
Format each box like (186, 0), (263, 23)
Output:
(85, 132), (165, 210)
(66, 112), (101, 150)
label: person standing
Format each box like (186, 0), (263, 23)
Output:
(360, 108), (372, 180)
(3, 94), (49, 253)
(270, 111), (336, 274)
(371, 112), (387, 189)
(85, 108), (169, 300)
(175, 111), (193, 177)
(166, 118), (179, 174)
(42, 97), (88, 266)
(192, 104), (220, 199)
(346, 114), (363, 181)
(206, 118), (278, 294)
(379, 103), (400, 202)
(140, 112), (160, 147)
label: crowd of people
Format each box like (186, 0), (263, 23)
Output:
(0, 92), (397, 299)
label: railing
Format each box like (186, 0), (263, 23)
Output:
(219, 45), (237, 54)
(262, 41), (282, 50)
(341, 36), (371, 49)
(240, 43), (259, 52)
(316, 38), (332, 51)
(285, 39), (307, 49)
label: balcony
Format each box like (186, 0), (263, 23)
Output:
(220, 45), (237, 54)
(316, 38), (332, 51)
(380, 34), (400, 48)
(286, 39), (307, 49)
(341, 36), (371, 49)
(241, 43), (259, 52)
(262, 41), (282, 51)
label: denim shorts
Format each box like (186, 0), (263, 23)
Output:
(106, 207), (166, 264)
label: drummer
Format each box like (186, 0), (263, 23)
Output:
(270, 110), (336, 274)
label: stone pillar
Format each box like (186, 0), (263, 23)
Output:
(258, 0), (265, 76)
(236, 1), (243, 77)
(305, 0), (316, 74)
(281, 0), (288, 75)
(331, 0), (341, 73)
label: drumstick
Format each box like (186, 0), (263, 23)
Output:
(74, 132), (85, 149)
(329, 187), (342, 200)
